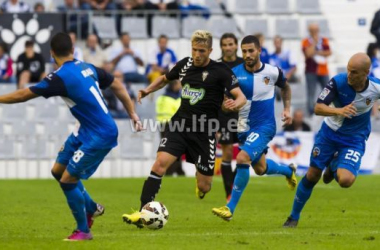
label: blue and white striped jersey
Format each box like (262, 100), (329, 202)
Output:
(317, 73), (380, 140)
(232, 63), (286, 133)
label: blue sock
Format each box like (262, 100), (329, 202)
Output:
(227, 164), (250, 214)
(290, 176), (317, 220)
(77, 181), (97, 215)
(265, 159), (293, 178)
(60, 182), (89, 233)
(52, 171), (97, 215)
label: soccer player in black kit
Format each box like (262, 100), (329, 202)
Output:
(217, 33), (245, 201)
(122, 30), (247, 228)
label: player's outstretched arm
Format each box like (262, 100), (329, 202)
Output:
(110, 78), (143, 131)
(0, 88), (38, 104)
(223, 88), (247, 112)
(315, 102), (357, 118)
(137, 75), (168, 104)
(280, 81), (292, 126)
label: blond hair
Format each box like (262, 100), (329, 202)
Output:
(191, 30), (213, 48)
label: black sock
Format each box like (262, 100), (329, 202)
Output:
(221, 161), (234, 198)
(140, 171), (162, 210)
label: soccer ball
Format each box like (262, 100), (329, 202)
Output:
(140, 201), (169, 229)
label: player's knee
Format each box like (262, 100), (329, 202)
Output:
(306, 168), (322, 182)
(51, 170), (61, 182)
(152, 158), (168, 176)
(197, 181), (211, 193)
(236, 152), (249, 164)
(253, 166), (266, 176)
(338, 176), (355, 188)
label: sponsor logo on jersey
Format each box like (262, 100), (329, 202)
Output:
(263, 76), (270, 85)
(366, 97), (372, 106)
(312, 147), (320, 157)
(231, 74), (239, 85)
(182, 84), (205, 105)
(202, 71), (209, 81)
(319, 88), (330, 100)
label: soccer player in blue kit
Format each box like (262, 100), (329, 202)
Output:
(0, 32), (142, 240)
(212, 35), (297, 221)
(283, 53), (380, 227)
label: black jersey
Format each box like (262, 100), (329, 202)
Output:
(218, 57), (244, 69)
(165, 57), (239, 130)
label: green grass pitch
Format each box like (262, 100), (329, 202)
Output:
(1, 175), (380, 249)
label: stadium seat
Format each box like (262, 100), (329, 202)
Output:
(152, 16), (180, 39)
(208, 17), (239, 39)
(92, 16), (118, 40)
(182, 16), (206, 39)
(336, 66), (347, 74)
(33, 102), (60, 121)
(121, 17), (148, 39)
(296, 0), (321, 14)
(266, 0), (291, 14)
(0, 84), (16, 94)
(203, 0), (225, 14)
(22, 136), (50, 160)
(244, 19), (269, 38)
(119, 133), (146, 159)
(275, 19), (300, 39)
(0, 137), (16, 160)
(235, 0), (260, 14)
(306, 19), (331, 38)
(1, 103), (27, 121)
(9, 120), (37, 138)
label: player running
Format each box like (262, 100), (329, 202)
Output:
(283, 53), (380, 227)
(217, 33), (245, 201)
(122, 30), (246, 228)
(0, 32), (141, 240)
(212, 35), (297, 221)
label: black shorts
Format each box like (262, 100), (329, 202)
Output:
(218, 110), (239, 145)
(157, 130), (216, 176)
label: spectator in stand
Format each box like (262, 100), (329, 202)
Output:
(270, 35), (297, 83)
(81, 0), (117, 10)
(102, 70), (137, 118)
(284, 109), (311, 132)
(254, 33), (270, 64)
(370, 9), (380, 47)
(147, 34), (177, 83)
(179, 0), (210, 19)
(0, 43), (14, 84)
(366, 42), (380, 119)
(58, 0), (89, 39)
(0, 0), (30, 13)
(302, 23), (332, 116)
(155, 80), (184, 176)
(33, 2), (44, 12)
(16, 40), (46, 89)
(69, 32), (84, 61)
(83, 34), (107, 68)
(110, 32), (147, 84)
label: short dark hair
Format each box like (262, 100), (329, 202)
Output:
(158, 34), (168, 41)
(120, 32), (129, 38)
(50, 32), (73, 57)
(241, 35), (261, 49)
(220, 33), (238, 47)
(0, 43), (8, 53)
(25, 40), (34, 48)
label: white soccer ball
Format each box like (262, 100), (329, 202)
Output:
(140, 201), (169, 229)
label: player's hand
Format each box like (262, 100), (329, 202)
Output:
(222, 98), (239, 112)
(137, 89), (150, 104)
(281, 109), (292, 127)
(339, 102), (357, 118)
(130, 113), (144, 132)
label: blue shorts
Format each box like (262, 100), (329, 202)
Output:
(310, 124), (366, 176)
(56, 134), (112, 180)
(238, 128), (274, 165)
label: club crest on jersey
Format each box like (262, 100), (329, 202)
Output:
(366, 97), (372, 106)
(312, 147), (320, 157)
(202, 71), (209, 81)
(263, 76), (270, 85)
(182, 84), (205, 105)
